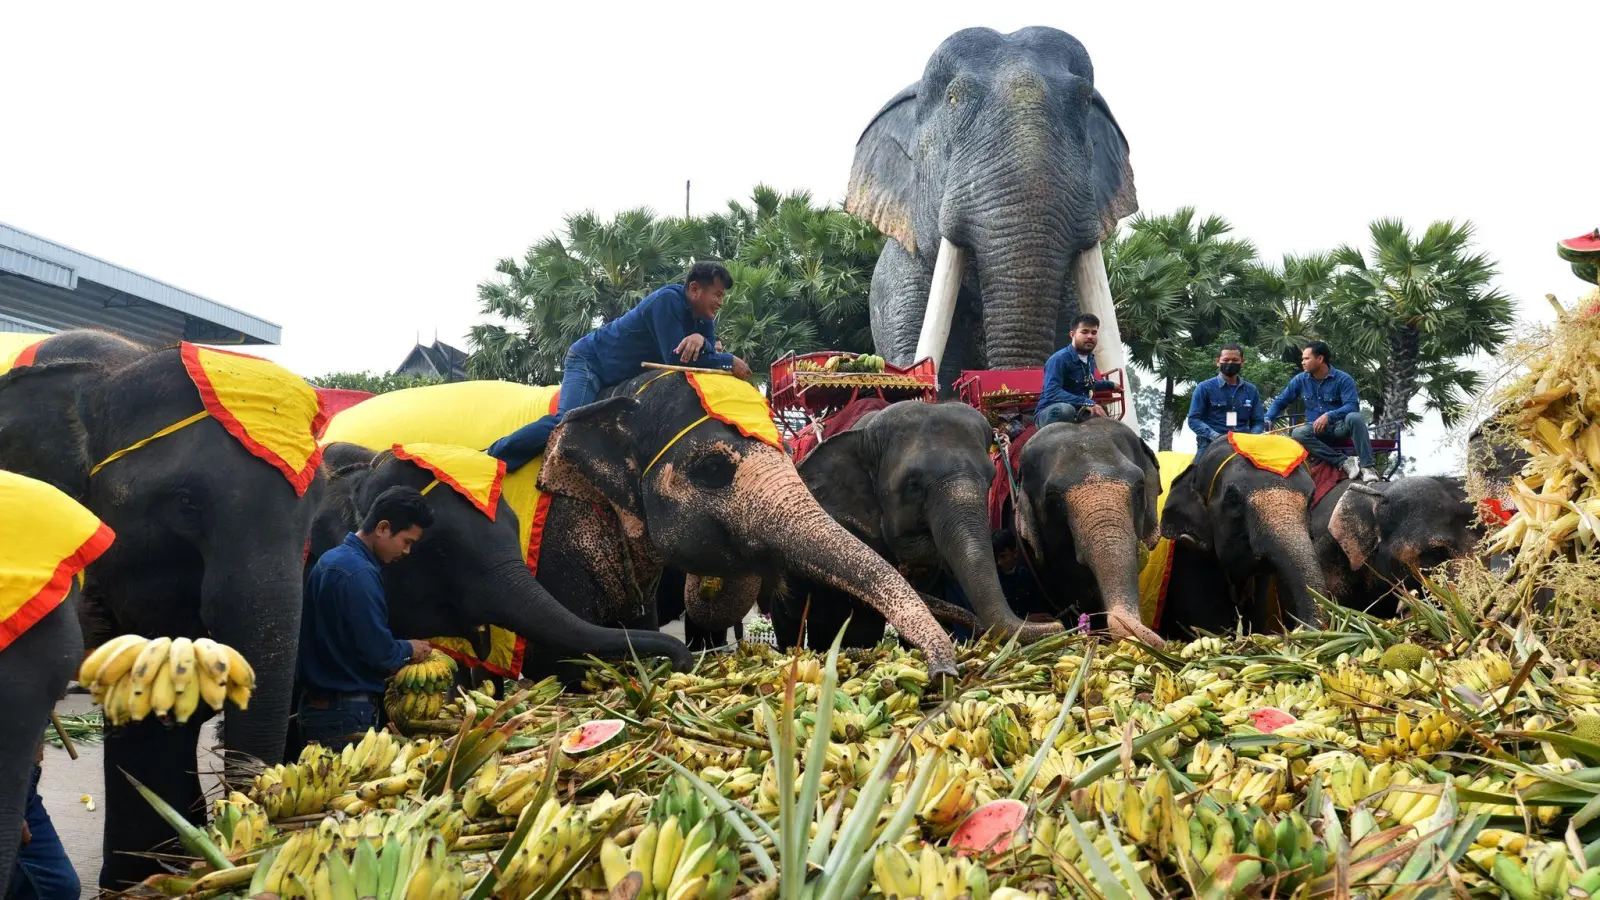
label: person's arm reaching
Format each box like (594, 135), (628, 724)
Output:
(651, 292), (733, 369)
(1186, 387), (1216, 442)
(1265, 374), (1301, 422)
(1248, 386), (1266, 433)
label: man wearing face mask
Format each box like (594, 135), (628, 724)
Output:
(1186, 344), (1264, 457)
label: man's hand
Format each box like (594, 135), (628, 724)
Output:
(715, 340), (724, 353)
(407, 640), (432, 663)
(1087, 404), (1106, 417)
(21, 821), (29, 846)
(731, 357), (752, 380)
(674, 333), (707, 363)
(1312, 413), (1330, 434)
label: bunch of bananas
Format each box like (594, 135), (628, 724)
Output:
(252, 744), (351, 821)
(77, 634), (254, 725)
(337, 727), (405, 782)
(1358, 709), (1463, 761)
(383, 650), (456, 725)
(463, 758), (549, 819)
(915, 755), (989, 834)
(249, 820), (466, 900)
(598, 811), (739, 900)
(207, 791), (273, 858)
(503, 792), (640, 899)
(873, 844), (993, 900)
(793, 353), (888, 374)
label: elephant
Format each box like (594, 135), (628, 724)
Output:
(846, 26), (1138, 394)
(1156, 440), (1328, 634)
(1012, 417), (1165, 644)
(0, 330), (323, 890)
(770, 401), (1063, 649)
(306, 443), (695, 682)
(1313, 477), (1481, 618)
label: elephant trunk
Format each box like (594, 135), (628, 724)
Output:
(732, 451), (957, 674)
(927, 489), (1058, 643)
(481, 559), (695, 672)
(1248, 489), (1328, 630)
(1063, 479), (1146, 630)
(201, 553), (304, 768)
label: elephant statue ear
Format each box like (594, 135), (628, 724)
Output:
(0, 361), (104, 498)
(1086, 88), (1138, 241)
(539, 396), (643, 519)
(1330, 483), (1386, 571)
(846, 84), (921, 254)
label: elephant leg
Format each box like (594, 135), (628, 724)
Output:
(100, 715), (209, 891)
(869, 241), (933, 367)
(770, 588), (805, 650)
(807, 587), (886, 651)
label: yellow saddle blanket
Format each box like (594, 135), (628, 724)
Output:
(0, 472), (115, 650)
(320, 381), (563, 677)
(0, 334), (44, 375)
(685, 372), (782, 450)
(181, 344), (326, 496)
(1136, 451), (1193, 630)
(393, 443), (506, 521)
(1227, 431), (1308, 477)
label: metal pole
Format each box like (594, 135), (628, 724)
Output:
(685, 180), (690, 218)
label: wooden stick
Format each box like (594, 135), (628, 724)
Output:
(639, 362), (729, 375)
(51, 712), (78, 761)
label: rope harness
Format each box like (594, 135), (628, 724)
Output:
(88, 410), (212, 477)
(633, 371), (709, 477)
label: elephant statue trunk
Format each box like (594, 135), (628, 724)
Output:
(1248, 489), (1328, 630)
(1062, 479), (1150, 638)
(925, 489), (1051, 642)
(734, 452), (957, 675)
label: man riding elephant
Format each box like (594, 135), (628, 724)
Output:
(487, 262), (754, 472)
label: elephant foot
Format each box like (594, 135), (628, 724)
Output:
(1106, 608), (1164, 647)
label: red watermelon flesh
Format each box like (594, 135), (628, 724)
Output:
(1249, 707), (1297, 733)
(562, 718), (626, 756)
(949, 798), (1028, 856)
(1558, 230), (1600, 261)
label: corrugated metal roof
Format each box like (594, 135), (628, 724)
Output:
(0, 312), (55, 334)
(0, 273), (188, 347)
(0, 222), (280, 345)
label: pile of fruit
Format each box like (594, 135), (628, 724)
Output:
(793, 353), (889, 375)
(384, 650), (459, 726)
(76, 635), (255, 725)
(1484, 242), (1600, 572)
(113, 591), (1600, 900)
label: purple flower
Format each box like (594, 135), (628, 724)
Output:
(1078, 614), (1092, 634)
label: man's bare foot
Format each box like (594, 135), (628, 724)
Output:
(1106, 608), (1163, 646)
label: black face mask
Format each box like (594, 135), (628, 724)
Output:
(1219, 362), (1242, 377)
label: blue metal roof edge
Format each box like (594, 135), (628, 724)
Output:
(0, 222), (281, 345)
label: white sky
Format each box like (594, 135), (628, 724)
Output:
(4, 3), (1597, 473)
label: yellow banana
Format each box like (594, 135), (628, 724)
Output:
(79, 634), (146, 687)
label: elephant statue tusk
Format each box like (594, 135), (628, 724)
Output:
(1074, 241), (1140, 435)
(913, 238), (969, 380)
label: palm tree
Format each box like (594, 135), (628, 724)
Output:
(1104, 228), (1190, 449)
(1324, 219), (1513, 438)
(1127, 207), (1260, 348)
(715, 260), (820, 383)
(1238, 252), (1334, 365)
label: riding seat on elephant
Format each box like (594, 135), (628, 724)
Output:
(317, 374), (960, 677)
(0, 329), (326, 891)
(771, 399), (1063, 651)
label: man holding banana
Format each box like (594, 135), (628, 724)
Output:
(297, 487), (435, 748)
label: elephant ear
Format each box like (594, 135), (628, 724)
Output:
(1329, 483), (1386, 571)
(798, 430), (882, 542)
(1087, 88), (1137, 241)
(1158, 463), (1210, 551)
(846, 84), (921, 254)
(539, 396), (642, 519)
(0, 361), (103, 498)
(1132, 439), (1163, 549)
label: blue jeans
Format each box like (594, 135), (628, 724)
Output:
(1291, 411), (1374, 467)
(8, 767), (77, 900)
(486, 349), (604, 473)
(296, 694), (379, 751)
(1035, 402), (1094, 427)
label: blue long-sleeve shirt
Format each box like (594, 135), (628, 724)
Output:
(1187, 376), (1265, 442)
(1265, 367), (1362, 423)
(574, 283), (734, 386)
(299, 533), (410, 695)
(1035, 347), (1116, 418)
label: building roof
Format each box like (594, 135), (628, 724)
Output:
(396, 340), (469, 381)
(0, 222), (280, 346)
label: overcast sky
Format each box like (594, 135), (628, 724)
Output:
(4, 3), (1597, 471)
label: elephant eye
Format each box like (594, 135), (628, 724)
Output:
(947, 91), (959, 105)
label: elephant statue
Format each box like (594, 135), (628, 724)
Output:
(1314, 476), (1481, 617)
(308, 444), (695, 680)
(1157, 440), (1328, 634)
(769, 401), (1063, 649)
(0, 473), (95, 886)
(846, 26), (1138, 413)
(0, 330), (324, 890)
(1013, 417), (1165, 644)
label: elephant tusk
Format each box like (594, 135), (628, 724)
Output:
(914, 238), (968, 380)
(1074, 241), (1140, 435)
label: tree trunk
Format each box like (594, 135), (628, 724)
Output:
(1376, 326), (1420, 439)
(1159, 373), (1176, 451)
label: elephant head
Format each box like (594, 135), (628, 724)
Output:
(538, 373), (958, 675)
(847, 26), (1137, 385)
(1016, 417), (1162, 643)
(1320, 477), (1479, 615)
(311, 445), (694, 674)
(1160, 442), (1327, 631)
(797, 401), (1060, 643)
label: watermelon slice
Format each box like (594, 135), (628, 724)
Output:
(949, 798), (1028, 856)
(561, 719), (627, 756)
(1248, 707), (1297, 733)
(1558, 229), (1600, 285)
